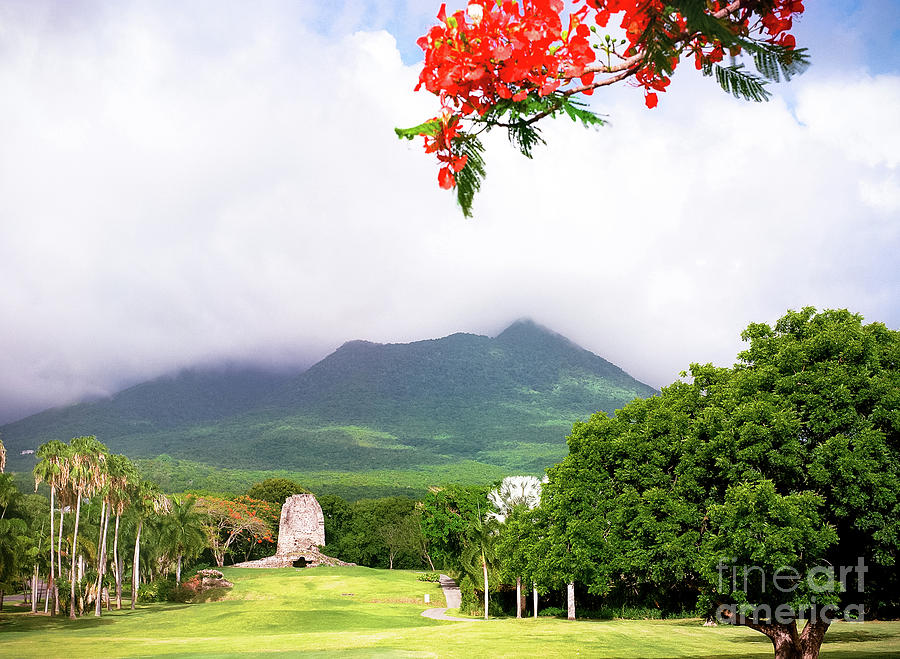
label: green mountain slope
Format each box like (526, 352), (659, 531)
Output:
(2, 320), (656, 483)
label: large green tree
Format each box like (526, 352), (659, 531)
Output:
(538, 308), (899, 659)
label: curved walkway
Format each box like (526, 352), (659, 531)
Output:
(420, 574), (474, 621)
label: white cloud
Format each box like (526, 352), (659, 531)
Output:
(0, 2), (897, 422)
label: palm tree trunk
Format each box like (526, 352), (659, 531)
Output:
(47, 486), (55, 615)
(516, 577), (522, 618)
(566, 582), (575, 621)
(31, 564), (39, 613)
(533, 583), (538, 618)
(113, 513), (122, 609)
(95, 502), (109, 617)
(57, 508), (65, 584)
(69, 491), (82, 619)
(176, 554), (182, 585)
(54, 504), (63, 615)
(131, 519), (142, 610)
(482, 553), (489, 620)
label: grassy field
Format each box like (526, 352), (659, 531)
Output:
(1, 567), (898, 658)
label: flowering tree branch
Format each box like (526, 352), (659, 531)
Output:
(396, 0), (808, 216)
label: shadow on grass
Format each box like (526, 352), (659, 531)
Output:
(725, 624), (900, 645)
(0, 613), (116, 631)
(824, 626), (900, 643)
(0, 603), (194, 632)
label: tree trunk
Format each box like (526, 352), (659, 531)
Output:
(736, 616), (831, 659)
(176, 554), (182, 586)
(533, 583), (538, 618)
(57, 508), (65, 583)
(0, 589), (4, 612)
(131, 519), (142, 610)
(566, 582), (575, 620)
(47, 486), (55, 615)
(113, 514), (122, 609)
(31, 565), (39, 613)
(482, 555), (489, 620)
(95, 502), (109, 617)
(424, 551), (435, 571)
(516, 577), (522, 618)
(69, 492), (82, 619)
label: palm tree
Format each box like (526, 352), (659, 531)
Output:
(92, 460), (112, 617)
(33, 439), (70, 615)
(105, 454), (137, 610)
(487, 476), (542, 524)
(65, 436), (108, 619)
(0, 474), (17, 519)
(159, 496), (205, 585)
(460, 507), (499, 620)
(130, 480), (169, 610)
(488, 476), (543, 618)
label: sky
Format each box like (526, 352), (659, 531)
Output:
(0, 0), (898, 424)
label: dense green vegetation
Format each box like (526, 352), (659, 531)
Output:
(1, 567), (897, 657)
(135, 455), (512, 499)
(1, 320), (655, 484)
(415, 309), (899, 659)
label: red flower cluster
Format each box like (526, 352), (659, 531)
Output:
(416, 0), (597, 114)
(413, 0), (806, 188)
(415, 0), (598, 187)
(424, 108), (468, 189)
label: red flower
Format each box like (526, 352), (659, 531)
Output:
(438, 166), (456, 189)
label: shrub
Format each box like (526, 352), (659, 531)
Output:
(538, 606), (566, 618)
(416, 572), (440, 582)
(459, 575), (480, 616)
(168, 584), (196, 603)
(193, 587), (229, 603)
(139, 578), (176, 603)
(457, 575), (504, 616)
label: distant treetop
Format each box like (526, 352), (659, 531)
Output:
(246, 478), (310, 505)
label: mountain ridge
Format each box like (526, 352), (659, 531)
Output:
(2, 319), (657, 478)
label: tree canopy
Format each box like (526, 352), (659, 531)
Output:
(398, 0), (808, 215)
(532, 308), (898, 659)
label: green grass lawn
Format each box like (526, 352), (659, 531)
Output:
(1, 567), (898, 658)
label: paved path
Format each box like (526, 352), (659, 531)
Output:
(420, 574), (474, 621)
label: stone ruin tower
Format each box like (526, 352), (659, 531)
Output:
(276, 494), (325, 555)
(232, 493), (352, 568)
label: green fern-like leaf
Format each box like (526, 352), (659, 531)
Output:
(507, 122), (545, 159)
(455, 136), (486, 218)
(702, 62), (772, 103)
(751, 44), (810, 83)
(559, 96), (606, 128)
